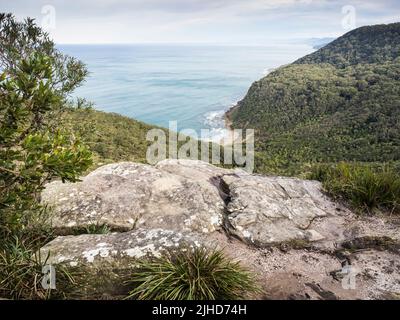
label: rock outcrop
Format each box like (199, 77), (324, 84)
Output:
(42, 159), (342, 246)
(222, 174), (337, 246)
(42, 162), (225, 235)
(40, 160), (400, 300)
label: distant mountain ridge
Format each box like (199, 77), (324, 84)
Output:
(296, 23), (400, 67)
(228, 23), (400, 175)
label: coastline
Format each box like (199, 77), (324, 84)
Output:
(224, 103), (238, 131)
(219, 103), (240, 146)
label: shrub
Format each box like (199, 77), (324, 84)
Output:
(126, 247), (259, 300)
(0, 14), (92, 235)
(0, 14), (92, 299)
(310, 162), (400, 214)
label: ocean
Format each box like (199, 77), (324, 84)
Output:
(59, 44), (313, 140)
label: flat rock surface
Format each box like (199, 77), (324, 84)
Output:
(42, 160), (400, 250)
(222, 174), (340, 246)
(42, 162), (224, 235)
(40, 228), (202, 266)
(42, 160), (349, 247)
(209, 232), (400, 300)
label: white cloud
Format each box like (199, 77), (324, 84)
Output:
(0, 0), (398, 44)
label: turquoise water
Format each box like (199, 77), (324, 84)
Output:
(59, 44), (313, 138)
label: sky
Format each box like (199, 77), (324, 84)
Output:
(1, 0), (399, 44)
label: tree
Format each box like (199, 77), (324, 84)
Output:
(0, 13), (92, 235)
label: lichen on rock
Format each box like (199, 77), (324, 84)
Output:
(42, 162), (225, 235)
(39, 228), (204, 298)
(42, 160), (351, 247)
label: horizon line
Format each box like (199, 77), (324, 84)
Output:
(55, 40), (327, 47)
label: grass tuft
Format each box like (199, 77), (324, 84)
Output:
(72, 224), (111, 235)
(126, 247), (259, 300)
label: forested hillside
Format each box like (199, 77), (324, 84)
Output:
(229, 23), (400, 175)
(296, 23), (400, 67)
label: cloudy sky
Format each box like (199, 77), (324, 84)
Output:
(1, 0), (399, 44)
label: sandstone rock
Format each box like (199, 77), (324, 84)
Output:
(39, 228), (203, 298)
(222, 174), (338, 246)
(352, 250), (400, 298)
(211, 230), (400, 300)
(43, 160), (348, 247)
(42, 162), (224, 235)
(38, 160), (400, 300)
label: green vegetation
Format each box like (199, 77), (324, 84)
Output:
(0, 233), (81, 299)
(0, 15), (250, 300)
(62, 106), (239, 171)
(0, 14), (92, 299)
(0, 13), (92, 236)
(296, 23), (400, 67)
(1, 13), (398, 299)
(126, 247), (258, 300)
(72, 224), (111, 235)
(309, 163), (400, 214)
(230, 23), (400, 177)
(0, 237), (50, 299)
(62, 107), (165, 167)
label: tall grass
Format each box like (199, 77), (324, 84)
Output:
(126, 247), (259, 300)
(0, 234), (82, 300)
(309, 162), (400, 214)
(0, 209), (79, 300)
(0, 235), (51, 299)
